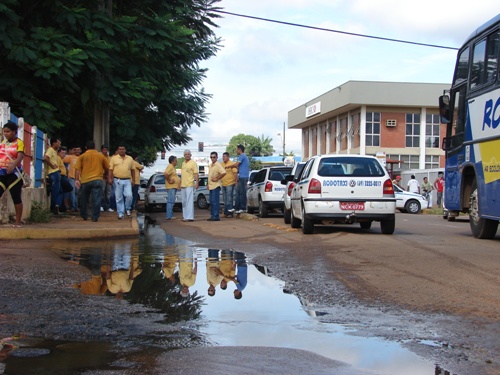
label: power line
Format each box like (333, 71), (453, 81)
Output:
(214, 10), (459, 51)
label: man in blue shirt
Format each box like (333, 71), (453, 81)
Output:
(227, 144), (249, 214)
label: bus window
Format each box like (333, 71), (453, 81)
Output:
(486, 31), (500, 83)
(470, 39), (486, 90)
(454, 47), (469, 86)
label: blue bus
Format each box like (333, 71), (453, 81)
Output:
(439, 13), (500, 239)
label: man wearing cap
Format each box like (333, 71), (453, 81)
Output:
(392, 175), (402, 188)
(108, 145), (135, 219)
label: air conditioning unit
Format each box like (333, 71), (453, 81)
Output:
(385, 119), (397, 127)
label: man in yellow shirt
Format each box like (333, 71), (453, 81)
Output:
(75, 140), (110, 222)
(43, 137), (62, 214)
(164, 155), (180, 220)
(207, 151), (226, 221)
(221, 152), (237, 218)
(63, 146), (81, 211)
(130, 152), (144, 211)
(108, 145), (135, 219)
(180, 150), (199, 222)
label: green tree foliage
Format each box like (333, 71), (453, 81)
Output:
(0, 0), (221, 164)
(226, 133), (274, 157)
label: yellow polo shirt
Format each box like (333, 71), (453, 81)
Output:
(45, 147), (60, 174)
(109, 154), (134, 179)
(181, 159), (198, 188)
(208, 162), (225, 190)
(133, 161), (143, 185)
(75, 150), (110, 184)
(63, 154), (79, 179)
(221, 160), (237, 186)
(164, 164), (181, 189)
(58, 156), (67, 176)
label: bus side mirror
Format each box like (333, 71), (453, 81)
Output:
(439, 95), (451, 124)
(442, 137), (451, 151)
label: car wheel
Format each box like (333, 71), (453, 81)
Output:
(283, 209), (291, 224)
(290, 208), (301, 228)
(360, 221), (372, 230)
(442, 209), (449, 220)
(301, 205), (314, 234)
(380, 216), (395, 234)
(259, 198), (269, 218)
(469, 178), (498, 239)
(405, 199), (421, 214)
(197, 194), (208, 209)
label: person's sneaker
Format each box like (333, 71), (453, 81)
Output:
(118, 215), (124, 219)
(126, 210), (131, 216)
(235, 210), (242, 214)
(228, 208), (235, 213)
(100, 207), (104, 212)
(107, 208), (114, 212)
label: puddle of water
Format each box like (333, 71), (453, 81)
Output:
(22, 219), (453, 374)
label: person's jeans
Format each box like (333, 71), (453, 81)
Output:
(166, 188), (177, 219)
(69, 178), (78, 210)
(209, 187), (221, 220)
(222, 184), (234, 215)
(48, 171), (62, 211)
(80, 179), (103, 221)
(113, 178), (133, 217)
(235, 178), (248, 211)
(131, 184), (139, 210)
(182, 186), (194, 220)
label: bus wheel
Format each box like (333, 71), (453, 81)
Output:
(469, 179), (498, 239)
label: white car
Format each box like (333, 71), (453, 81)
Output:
(290, 155), (396, 234)
(393, 184), (427, 214)
(247, 166), (292, 217)
(144, 173), (216, 211)
(281, 162), (306, 224)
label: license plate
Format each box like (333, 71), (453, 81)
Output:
(340, 202), (365, 210)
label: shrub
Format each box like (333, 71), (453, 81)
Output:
(29, 201), (51, 223)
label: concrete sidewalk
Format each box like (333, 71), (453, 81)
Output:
(0, 211), (139, 240)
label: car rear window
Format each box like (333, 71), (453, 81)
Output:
(317, 157), (385, 177)
(269, 168), (292, 181)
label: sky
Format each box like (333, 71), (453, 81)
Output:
(169, 1), (499, 158)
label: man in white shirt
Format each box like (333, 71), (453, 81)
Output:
(407, 175), (420, 194)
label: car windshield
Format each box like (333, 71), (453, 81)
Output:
(317, 157), (385, 177)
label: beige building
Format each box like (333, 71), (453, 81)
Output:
(288, 81), (449, 170)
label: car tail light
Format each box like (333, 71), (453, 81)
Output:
(308, 178), (321, 194)
(149, 185), (156, 193)
(287, 182), (296, 196)
(383, 179), (394, 197)
(265, 181), (273, 192)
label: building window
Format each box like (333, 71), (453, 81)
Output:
(388, 154), (419, 170)
(425, 114), (441, 148)
(365, 112), (380, 146)
(425, 155), (440, 169)
(406, 113), (420, 147)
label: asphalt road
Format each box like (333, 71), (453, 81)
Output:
(156, 208), (500, 374)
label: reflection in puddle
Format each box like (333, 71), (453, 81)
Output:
(30, 219), (452, 374)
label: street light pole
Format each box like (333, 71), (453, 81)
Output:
(282, 121), (286, 157)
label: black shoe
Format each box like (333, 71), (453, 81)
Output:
(207, 218), (220, 221)
(81, 216), (88, 221)
(91, 218), (98, 222)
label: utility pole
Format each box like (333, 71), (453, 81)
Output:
(282, 121), (286, 157)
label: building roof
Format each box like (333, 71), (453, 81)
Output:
(288, 80), (450, 129)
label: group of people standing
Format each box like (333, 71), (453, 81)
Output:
(393, 172), (445, 208)
(163, 144), (250, 222)
(44, 139), (144, 222)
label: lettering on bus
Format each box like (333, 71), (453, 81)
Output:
(482, 96), (500, 131)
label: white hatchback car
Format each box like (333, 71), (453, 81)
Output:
(144, 173), (216, 211)
(393, 184), (427, 214)
(247, 166), (292, 217)
(281, 162), (306, 224)
(290, 155), (396, 234)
